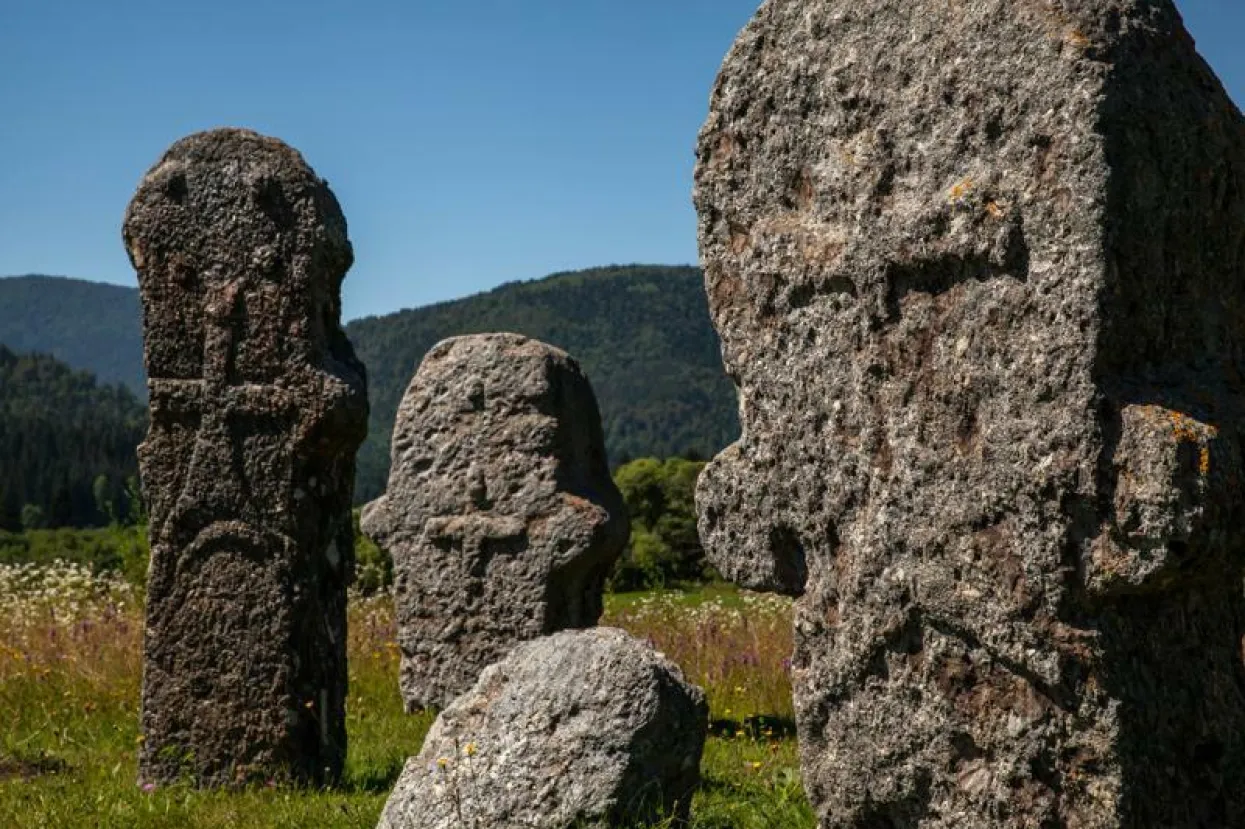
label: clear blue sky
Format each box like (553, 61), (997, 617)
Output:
(1, 1), (1240, 321)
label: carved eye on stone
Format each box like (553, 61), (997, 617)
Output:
(164, 172), (188, 204)
(252, 176), (293, 225)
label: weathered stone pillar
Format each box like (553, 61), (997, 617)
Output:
(124, 128), (368, 787)
(361, 333), (628, 711)
(694, 1), (1245, 825)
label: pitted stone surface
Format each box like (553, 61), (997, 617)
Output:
(378, 627), (708, 829)
(124, 128), (368, 787)
(361, 333), (628, 711)
(694, 2), (1245, 826)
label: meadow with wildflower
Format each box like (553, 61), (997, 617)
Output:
(0, 562), (812, 828)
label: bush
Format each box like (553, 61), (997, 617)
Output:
(608, 457), (716, 591)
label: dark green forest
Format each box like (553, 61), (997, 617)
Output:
(0, 265), (740, 508)
(0, 345), (145, 530)
(347, 264), (738, 500)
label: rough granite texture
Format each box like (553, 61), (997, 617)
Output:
(694, 1), (1245, 826)
(124, 129), (368, 787)
(361, 333), (628, 711)
(377, 627), (708, 829)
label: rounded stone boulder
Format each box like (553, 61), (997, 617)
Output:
(378, 627), (709, 829)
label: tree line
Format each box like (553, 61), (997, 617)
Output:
(0, 345), (145, 530)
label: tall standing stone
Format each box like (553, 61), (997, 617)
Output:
(124, 129), (368, 787)
(362, 333), (628, 711)
(694, 2), (1245, 826)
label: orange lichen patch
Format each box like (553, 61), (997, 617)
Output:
(1134, 405), (1218, 441)
(985, 200), (1006, 219)
(1168, 410), (1199, 442)
(1065, 29), (1091, 50)
(1130, 407), (1219, 478)
(1166, 410), (1218, 448)
(948, 177), (974, 203)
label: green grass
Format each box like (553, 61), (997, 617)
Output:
(0, 564), (812, 828)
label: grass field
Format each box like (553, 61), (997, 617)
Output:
(0, 562), (813, 828)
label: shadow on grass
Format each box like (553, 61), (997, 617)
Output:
(340, 756), (406, 795)
(0, 750), (70, 781)
(708, 714), (797, 740)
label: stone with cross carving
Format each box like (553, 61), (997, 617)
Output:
(124, 128), (368, 788)
(695, 0), (1245, 825)
(362, 333), (628, 711)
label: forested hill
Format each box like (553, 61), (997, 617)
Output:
(346, 265), (739, 501)
(0, 275), (145, 395)
(0, 346), (145, 530)
(0, 266), (740, 505)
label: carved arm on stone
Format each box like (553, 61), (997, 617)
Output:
(1085, 402), (1242, 595)
(530, 493), (625, 571)
(695, 442), (808, 597)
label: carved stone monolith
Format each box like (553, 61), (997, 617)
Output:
(694, 1), (1245, 825)
(124, 128), (368, 787)
(361, 333), (628, 711)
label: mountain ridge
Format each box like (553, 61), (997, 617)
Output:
(0, 275), (145, 394)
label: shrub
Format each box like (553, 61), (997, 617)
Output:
(609, 457), (715, 591)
